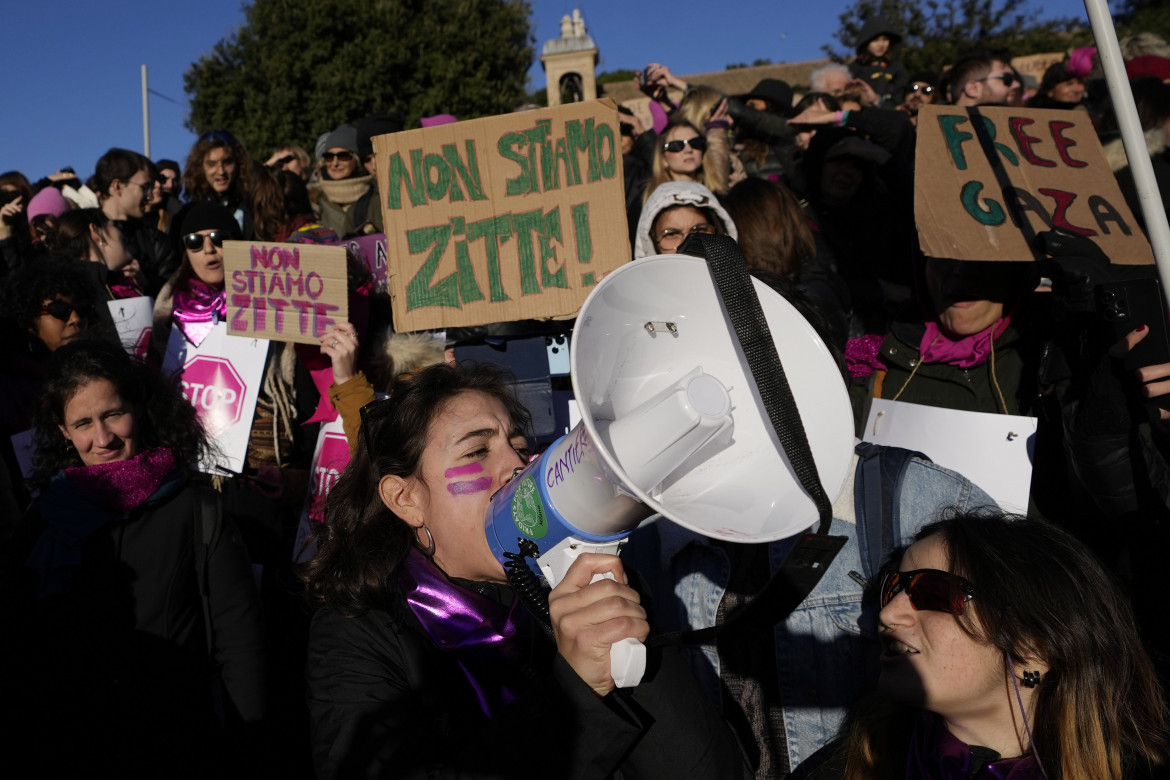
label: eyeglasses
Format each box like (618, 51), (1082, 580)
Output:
(268, 155), (295, 169)
(182, 230), (229, 252)
(879, 568), (976, 615)
(124, 179), (154, 193)
(322, 151), (355, 163)
(657, 222), (715, 249)
(980, 72), (1016, 87)
(909, 84), (935, 94)
(663, 136), (707, 154)
(39, 299), (91, 322)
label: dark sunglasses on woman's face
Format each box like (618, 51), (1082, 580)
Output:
(268, 155), (295, 169)
(879, 568), (976, 615)
(663, 136), (707, 154)
(40, 299), (91, 323)
(182, 230), (229, 252)
(322, 151), (355, 163)
(909, 84), (935, 94)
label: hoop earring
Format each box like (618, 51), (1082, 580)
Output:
(416, 525), (436, 558)
(1021, 670), (1042, 688)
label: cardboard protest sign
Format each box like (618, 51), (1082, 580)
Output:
(1011, 52), (1067, 91)
(223, 240), (348, 343)
(162, 323), (269, 474)
(292, 419), (351, 563)
(344, 233), (389, 293)
(107, 296), (153, 359)
(374, 99), (630, 332)
(915, 105), (1154, 265)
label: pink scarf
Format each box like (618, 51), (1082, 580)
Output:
(919, 317), (1010, 369)
(172, 278), (226, 347)
(61, 448), (179, 516)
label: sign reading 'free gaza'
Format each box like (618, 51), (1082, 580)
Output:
(915, 105), (1154, 265)
(373, 99), (630, 332)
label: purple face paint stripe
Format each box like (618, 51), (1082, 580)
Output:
(447, 477), (493, 496)
(445, 463), (484, 478)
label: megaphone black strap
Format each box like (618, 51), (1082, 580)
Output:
(682, 233), (834, 533)
(647, 234), (847, 647)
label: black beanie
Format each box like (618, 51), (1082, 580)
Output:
(177, 201), (242, 239)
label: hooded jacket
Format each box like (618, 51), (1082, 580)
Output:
(634, 181), (739, 260)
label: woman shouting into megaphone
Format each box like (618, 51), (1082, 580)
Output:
(300, 362), (750, 780)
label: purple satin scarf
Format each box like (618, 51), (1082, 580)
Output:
(907, 711), (1043, 780)
(398, 548), (533, 718)
(172, 278), (226, 347)
(919, 316), (1011, 369)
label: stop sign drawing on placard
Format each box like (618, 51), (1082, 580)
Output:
(181, 355), (248, 433)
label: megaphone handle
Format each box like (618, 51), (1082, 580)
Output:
(589, 572), (647, 687)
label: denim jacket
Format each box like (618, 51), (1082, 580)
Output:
(626, 450), (996, 771)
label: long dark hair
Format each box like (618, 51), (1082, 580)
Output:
(31, 339), (207, 484)
(843, 511), (1170, 779)
(301, 362), (532, 617)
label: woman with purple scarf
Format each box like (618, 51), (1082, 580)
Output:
(793, 512), (1170, 779)
(14, 339), (266, 776)
(150, 200), (239, 358)
(300, 362), (750, 780)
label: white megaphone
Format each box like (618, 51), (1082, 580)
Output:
(485, 252), (855, 686)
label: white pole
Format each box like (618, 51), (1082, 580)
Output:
(141, 64), (151, 158)
(1084, 0), (1170, 291)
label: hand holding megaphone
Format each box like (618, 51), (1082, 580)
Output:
(548, 552), (650, 697)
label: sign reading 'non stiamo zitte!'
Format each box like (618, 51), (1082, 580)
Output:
(915, 105), (1154, 265)
(373, 99), (631, 332)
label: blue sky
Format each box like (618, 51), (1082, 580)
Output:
(2, 0), (1098, 184)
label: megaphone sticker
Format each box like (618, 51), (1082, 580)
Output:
(511, 477), (549, 539)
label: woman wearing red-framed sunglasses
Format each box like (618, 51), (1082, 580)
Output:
(796, 512), (1170, 780)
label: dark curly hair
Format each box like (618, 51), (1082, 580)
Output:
(31, 339), (207, 485)
(182, 130), (253, 203)
(2, 258), (98, 334)
(300, 361), (532, 617)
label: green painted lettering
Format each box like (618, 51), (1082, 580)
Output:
(524, 120), (550, 195)
(442, 141), (487, 202)
(405, 224), (460, 310)
(499, 132), (531, 197)
(596, 123), (617, 179)
(571, 202), (593, 286)
(938, 115), (972, 171)
(467, 215), (513, 302)
(511, 210), (544, 295)
(542, 208), (567, 289)
(423, 153), (450, 202)
(387, 150), (427, 209)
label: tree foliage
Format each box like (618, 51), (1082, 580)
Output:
(825, 0), (1091, 76)
(184, 0), (533, 157)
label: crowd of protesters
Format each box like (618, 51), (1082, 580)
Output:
(5, 18), (1170, 779)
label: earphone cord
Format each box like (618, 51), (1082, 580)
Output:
(1006, 652), (1049, 778)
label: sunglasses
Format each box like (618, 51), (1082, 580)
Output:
(909, 84), (935, 94)
(199, 130), (236, 144)
(40, 299), (91, 322)
(880, 568), (976, 615)
(981, 72), (1016, 87)
(182, 230), (229, 252)
(322, 150), (355, 163)
(663, 136), (707, 154)
(268, 154), (296, 169)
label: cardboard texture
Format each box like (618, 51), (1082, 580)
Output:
(1010, 52), (1067, 89)
(373, 99), (630, 332)
(915, 105), (1154, 265)
(223, 240), (349, 343)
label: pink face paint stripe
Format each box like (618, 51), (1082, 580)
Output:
(445, 463), (484, 478)
(447, 477), (493, 496)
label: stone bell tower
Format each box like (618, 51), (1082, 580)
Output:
(540, 9), (598, 106)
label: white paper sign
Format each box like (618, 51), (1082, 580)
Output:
(162, 323), (269, 475)
(106, 296), (154, 358)
(292, 418), (351, 563)
(863, 398), (1036, 514)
